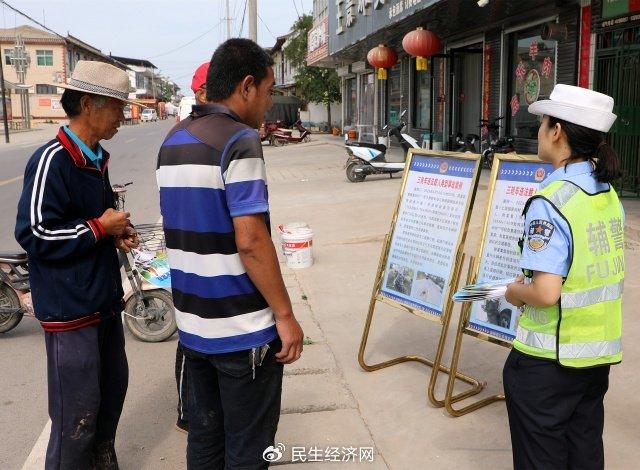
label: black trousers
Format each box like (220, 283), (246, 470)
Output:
(503, 349), (610, 470)
(175, 342), (189, 425)
(185, 337), (283, 470)
(44, 315), (129, 470)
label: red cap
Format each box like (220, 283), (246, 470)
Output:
(190, 62), (210, 93)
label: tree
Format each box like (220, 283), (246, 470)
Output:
(157, 80), (175, 102)
(284, 14), (341, 129)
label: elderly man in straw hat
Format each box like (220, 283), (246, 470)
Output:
(15, 60), (139, 469)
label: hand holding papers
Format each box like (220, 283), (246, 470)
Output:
(452, 278), (516, 302)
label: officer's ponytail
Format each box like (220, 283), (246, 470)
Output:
(547, 116), (621, 183)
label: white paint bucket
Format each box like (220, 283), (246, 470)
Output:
(278, 223), (314, 269)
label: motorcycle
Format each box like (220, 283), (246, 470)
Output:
(112, 183), (176, 342)
(269, 120), (311, 146)
(453, 132), (481, 153)
(259, 121), (281, 143)
(479, 116), (515, 169)
(0, 252), (31, 334)
(344, 110), (420, 183)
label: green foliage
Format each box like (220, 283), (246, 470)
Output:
(157, 81), (175, 102)
(284, 14), (340, 107)
(295, 66), (341, 106)
(284, 15), (313, 68)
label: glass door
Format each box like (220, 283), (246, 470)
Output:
(448, 44), (483, 149)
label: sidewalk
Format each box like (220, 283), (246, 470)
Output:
(263, 137), (640, 469)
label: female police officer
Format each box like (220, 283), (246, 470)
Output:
(504, 84), (624, 470)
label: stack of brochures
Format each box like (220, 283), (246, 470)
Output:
(452, 278), (516, 302)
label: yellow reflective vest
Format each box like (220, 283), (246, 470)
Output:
(513, 180), (624, 368)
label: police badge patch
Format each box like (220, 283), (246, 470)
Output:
(527, 219), (555, 252)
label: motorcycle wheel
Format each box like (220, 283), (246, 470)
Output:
(0, 283), (23, 334)
(272, 137), (286, 147)
(124, 289), (177, 342)
(346, 162), (365, 182)
(303, 135), (311, 143)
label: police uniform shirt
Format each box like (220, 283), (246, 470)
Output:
(520, 161), (622, 277)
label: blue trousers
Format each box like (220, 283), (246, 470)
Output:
(45, 315), (128, 470)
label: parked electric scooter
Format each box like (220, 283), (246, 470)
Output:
(344, 110), (420, 182)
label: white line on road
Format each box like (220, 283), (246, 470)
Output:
(21, 419), (50, 470)
(0, 175), (23, 187)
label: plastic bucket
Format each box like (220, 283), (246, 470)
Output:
(277, 223), (314, 269)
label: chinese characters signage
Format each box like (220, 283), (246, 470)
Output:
(468, 160), (553, 341)
(308, 19), (329, 64)
(380, 154), (478, 318)
(332, 0), (438, 37)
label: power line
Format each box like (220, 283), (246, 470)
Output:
(172, 70), (198, 81)
(292, 0), (300, 19)
(0, 0), (65, 40)
(257, 12), (276, 40)
(238, 0), (247, 37)
(149, 20), (224, 59)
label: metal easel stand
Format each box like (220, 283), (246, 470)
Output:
(444, 256), (505, 417)
(357, 238), (484, 408)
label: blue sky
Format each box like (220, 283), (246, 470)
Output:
(8, 0), (313, 94)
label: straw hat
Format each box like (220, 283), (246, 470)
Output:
(528, 84), (617, 133)
(56, 60), (143, 106)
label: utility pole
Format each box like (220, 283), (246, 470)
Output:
(225, 0), (232, 40)
(249, 0), (257, 42)
(0, 53), (10, 143)
(12, 34), (31, 130)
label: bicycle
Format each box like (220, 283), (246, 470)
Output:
(112, 183), (177, 342)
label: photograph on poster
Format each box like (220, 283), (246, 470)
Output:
(380, 154), (477, 318)
(410, 271), (445, 307)
(385, 263), (415, 296)
(468, 159), (554, 341)
(475, 298), (517, 330)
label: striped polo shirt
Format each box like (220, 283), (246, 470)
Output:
(156, 103), (277, 354)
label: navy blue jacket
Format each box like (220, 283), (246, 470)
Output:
(15, 128), (123, 325)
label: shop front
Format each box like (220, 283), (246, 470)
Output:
(593, 0), (640, 195)
(338, 60), (377, 141)
(328, 0), (581, 153)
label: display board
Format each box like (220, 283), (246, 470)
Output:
(466, 155), (554, 343)
(378, 151), (481, 320)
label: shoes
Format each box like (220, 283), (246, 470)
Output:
(91, 440), (119, 470)
(175, 418), (189, 434)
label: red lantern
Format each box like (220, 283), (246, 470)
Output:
(402, 27), (441, 71)
(367, 44), (398, 80)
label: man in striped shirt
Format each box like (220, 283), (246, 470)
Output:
(157, 39), (304, 469)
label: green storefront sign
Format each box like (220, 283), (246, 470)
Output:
(603, 0), (640, 19)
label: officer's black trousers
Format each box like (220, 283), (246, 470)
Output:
(503, 349), (610, 470)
